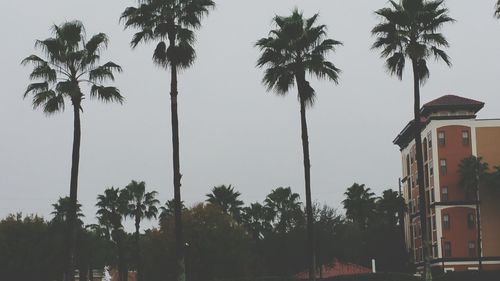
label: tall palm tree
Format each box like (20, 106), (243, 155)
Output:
(22, 21), (123, 281)
(123, 180), (159, 281)
(256, 10), (341, 280)
(206, 184), (244, 222)
(121, 2), (214, 280)
(96, 187), (129, 281)
(372, 1), (454, 279)
(342, 183), (376, 228)
(458, 156), (489, 271)
(264, 187), (304, 234)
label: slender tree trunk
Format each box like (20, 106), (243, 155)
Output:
(412, 60), (432, 281)
(475, 185), (482, 270)
(66, 100), (81, 281)
(168, 37), (186, 281)
(135, 213), (142, 281)
(117, 232), (128, 281)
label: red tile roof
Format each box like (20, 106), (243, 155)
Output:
(296, 260), (371, 279)
(423, 95), (483, 107)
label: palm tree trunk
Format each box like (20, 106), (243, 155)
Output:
(412, 59), (432, 281)
(135, 214), (142, 281)
(299, 98), (316, 281)
(475, 186), (482, 270)
(169, 53), (186, 281)
(66, 101), (81, 281)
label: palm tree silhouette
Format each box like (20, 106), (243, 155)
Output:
(256, 10), (342, 280)
(121, 2), (214, 280)
(372, 1), (454, 279)
(22, 21), (123, 281)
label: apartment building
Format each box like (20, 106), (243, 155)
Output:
(394, 95), (500, 272)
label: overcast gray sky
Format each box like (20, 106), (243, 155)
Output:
(1, 0), (500, 228)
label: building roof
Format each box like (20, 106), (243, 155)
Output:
(420, 95), (484, 116)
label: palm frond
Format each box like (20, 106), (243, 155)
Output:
(85, 33), (109, 57)
(29, 64), (57, 82)
(90, 85), (124, 104)
(24, 82), (49, 98)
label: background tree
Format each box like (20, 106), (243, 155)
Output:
(241, 202), (273, 240)
(372, 1), (454, 279)
(22, 21), (123, 281)
(496, 0), (500, 18)
(206, 184), (244, 222)
(342, 183), (376, 228)
(123, 180), (159, 281)
(264, 187), (304, 234)
(96, 187), (129, 281)
(256, 11), (342, 280)
(458, 156), (489, 271)
(121, 2), (215, 280)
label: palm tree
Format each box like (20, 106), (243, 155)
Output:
(255, 10), (342, 280)
(264, 187), (304, 234)
(342, 183), (376, 228)
(51, 197), (84, 226)
(241, 202), (273, 240)
(206, 184), (244, 222)
(96, 187), (129, 281)
(123, 180), (159, 281)
(121, 2), (214, 280)
(458, 156), (489, 271)
(372, 1), (454, 279)
(496, 1), (500, 18)
(376, 189), (406, 228)
(22, 21), (123, 281)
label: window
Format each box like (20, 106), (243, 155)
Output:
(430, 161), (434, 176)
(428, 134), (433, 148)
(444, 241), (452, 257)
(433, 244), (439, 257)
(468, 213), (475, 229)
(406, 155), (410, 176)
(423, 139), (428, 161)
(468, 241), (476, 257)
(462, 131), (470, 145)
(443, 214), (450, 229)
(430, 188), (435, 203)
(442, 186), (449, 201)
(432, 214), (436, 230)
(409, 200), (413, 214)
(440, 159), (447, 175)
(438, 131), (446, 145)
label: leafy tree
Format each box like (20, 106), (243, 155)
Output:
(22, 21), (123, 281)
(342, 183), (376, 228)
(372, 1), (454, 279)
(496, 1), (500, 18)
(206, 184), (244, 222)
(123, 180), (159, 281)
(264, 187), (304, 234)
(256, 10), (342, 280)
(121, 2), (215, 280)
(458, 156), (489, 271)
(96, 187), (129, 281)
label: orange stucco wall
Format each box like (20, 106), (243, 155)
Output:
(476, 127), (500, 257)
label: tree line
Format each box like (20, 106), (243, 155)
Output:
(19, 1), (500, 281)
(0, 183), (408, 281)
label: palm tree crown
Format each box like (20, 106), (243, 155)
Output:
(264, 187), (303, 233)
(371, 0), (454, 81)
(51, 197), (84, 225)
(206, 185), (244, 221)
(121, 0), (215, 68)
(342, 183), (376, 227)
(124, 180), (160, 224)
(96, 187), (128, 239)
(22, 21), (123, 114)
(256, 10), (341, 105)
